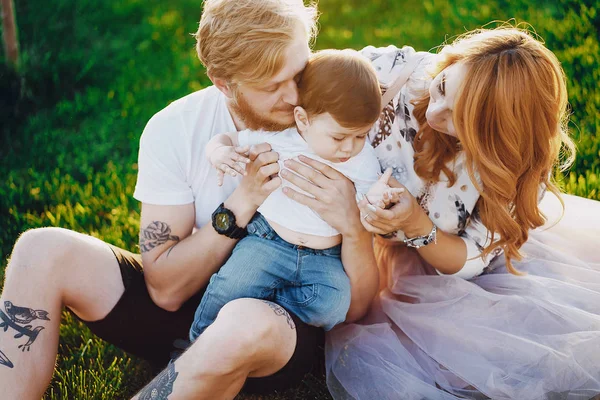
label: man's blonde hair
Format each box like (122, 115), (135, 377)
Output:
(195, 0), (318, 86)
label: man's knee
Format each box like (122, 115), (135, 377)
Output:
(190, 299), (282, 373)
(7, 227), (80, 277)
(218, 299), (280, 351)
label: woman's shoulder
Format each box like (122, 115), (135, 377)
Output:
(360, 45), (435, 86)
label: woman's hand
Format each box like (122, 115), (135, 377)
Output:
(359, 170), (428, 236)
(280, 155), (363, 237)
(365, 168), (405, 208)
(236, 143), (281, 208)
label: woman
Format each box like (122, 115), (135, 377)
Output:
(326, 26), (600, 399)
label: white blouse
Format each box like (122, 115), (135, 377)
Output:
(361, 45), (503, 279)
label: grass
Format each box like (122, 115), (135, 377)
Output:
(1, 0), (599, 398)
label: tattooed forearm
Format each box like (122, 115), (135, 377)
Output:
(0, 349), (13, 368)
(139, 221), (180, 253)
(261, 301), (295, 330)
(137, 360), (178, 400)
(0, 301), (50, 352)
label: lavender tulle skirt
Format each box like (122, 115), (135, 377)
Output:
(326, 194), (600, 400)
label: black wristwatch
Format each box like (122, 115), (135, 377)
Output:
(211, 203), (247, 239)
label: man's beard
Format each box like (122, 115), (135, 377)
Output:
(230, 92), (296, 132)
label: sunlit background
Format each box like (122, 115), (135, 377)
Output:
(1, 0), (599, 398)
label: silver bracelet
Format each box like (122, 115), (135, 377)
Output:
(403, 224), (437, 249)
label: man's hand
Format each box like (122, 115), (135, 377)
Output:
(280, 155), (362, 237)
(209, 145), (250, 186)
(236, 143), (281, 209)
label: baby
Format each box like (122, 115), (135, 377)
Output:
(190, 50), (401, 341)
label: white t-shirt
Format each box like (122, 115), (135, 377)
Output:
(133, 86), (242, 228)
(238, 128), (381, 237)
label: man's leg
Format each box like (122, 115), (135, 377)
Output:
(0, 227), (125, 400)
(132, 298), (298, 400)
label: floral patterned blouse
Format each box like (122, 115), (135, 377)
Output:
(360, 45), (503, 279)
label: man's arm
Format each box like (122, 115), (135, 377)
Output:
(280, 156), (379, 322)
(139, 198), (252, 312)
(340, 222), (379, 322)
(141, 144), (281, 311)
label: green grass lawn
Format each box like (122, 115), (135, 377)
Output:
(1, 0), (599, 398)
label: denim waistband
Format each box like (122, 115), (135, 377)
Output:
(246, 213), (342, 257)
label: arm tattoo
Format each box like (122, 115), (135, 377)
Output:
(165, 241), (180, 258)
(0, 301), (50, 353)
(139, 221), (180, 253)
(137, 360), (178, 400)
(261, 301), (295, 330)
(0, 349), (13, 368)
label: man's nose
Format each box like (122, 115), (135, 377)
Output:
(281, 80), (299, 106)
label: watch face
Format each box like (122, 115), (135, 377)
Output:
(215, 212), (231, 231)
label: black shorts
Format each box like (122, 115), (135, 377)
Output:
(75, 244), (325, 395)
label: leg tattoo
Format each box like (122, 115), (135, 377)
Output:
(137, 360), (179, 400)
(0, 301), (50, 352)
(0, 349), (13, 368)
(261, 301), (295, 330)
(4, 301), (50, 324)
(139, 221), (180, 253)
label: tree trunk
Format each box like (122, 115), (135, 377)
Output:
(1, 0), (19, 70)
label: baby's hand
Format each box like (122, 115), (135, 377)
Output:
(365, 168), (404, 209)
(210, 145), (251, 186)
(380, 188), (405, 208)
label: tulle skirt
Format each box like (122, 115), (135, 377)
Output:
(326, 194), (600, 400)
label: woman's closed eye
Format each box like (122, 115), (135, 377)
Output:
(437, 74), (446, 96)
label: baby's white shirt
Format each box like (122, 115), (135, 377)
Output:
(238, 128), (381, 237)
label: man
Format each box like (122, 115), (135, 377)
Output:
(0, 0), (379, 398)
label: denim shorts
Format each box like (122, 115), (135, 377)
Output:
(190, 213), (351, 339)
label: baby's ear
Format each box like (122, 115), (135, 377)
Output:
(294, 106), (310, 131)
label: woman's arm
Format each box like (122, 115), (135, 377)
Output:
(281, 156), (379, 322)
(359, 176), (468, 274)
(398, 206), (467, 274)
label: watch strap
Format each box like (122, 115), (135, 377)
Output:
(227, 224), (247, 239)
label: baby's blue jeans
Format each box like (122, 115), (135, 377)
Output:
(190, 213), (351, 341)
